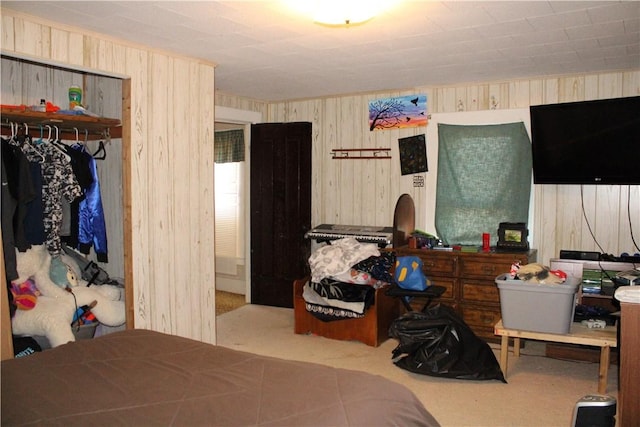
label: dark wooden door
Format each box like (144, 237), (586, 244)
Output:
(250, 122), (311, 307)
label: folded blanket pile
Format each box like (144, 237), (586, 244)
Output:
(304, 238), (395, 322)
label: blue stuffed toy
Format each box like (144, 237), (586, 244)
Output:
(394, 256), (431, 291)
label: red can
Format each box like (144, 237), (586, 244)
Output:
(482, 233), (490, 251)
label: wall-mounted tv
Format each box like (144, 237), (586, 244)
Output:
(530, 96), (640, 185)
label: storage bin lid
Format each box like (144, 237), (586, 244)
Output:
(495, 273), (580, 295)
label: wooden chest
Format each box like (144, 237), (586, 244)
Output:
(293, 278), (400, 347)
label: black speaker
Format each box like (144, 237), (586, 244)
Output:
(572, 395), (616, 427)
(560, 250), (601, 261)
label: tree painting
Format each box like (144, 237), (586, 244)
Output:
(368, 95), (427, 131)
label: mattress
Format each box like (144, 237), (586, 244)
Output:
(1, 328), (439, 426)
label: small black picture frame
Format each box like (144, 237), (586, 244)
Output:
(398, 134), (427, 176)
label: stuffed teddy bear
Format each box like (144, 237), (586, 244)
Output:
(516, 263), (566, 284)
(10, 245), (126, 348)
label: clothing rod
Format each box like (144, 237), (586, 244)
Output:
(0, 122), (120, 140)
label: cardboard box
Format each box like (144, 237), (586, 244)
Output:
(495, 274), (580, 334)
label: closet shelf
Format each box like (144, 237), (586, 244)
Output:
(1, 108), (122, 140)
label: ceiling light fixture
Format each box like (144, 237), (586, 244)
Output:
(284, 0), (399, 27)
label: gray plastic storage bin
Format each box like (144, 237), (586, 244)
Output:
(495, 274), (580, 334)
(32, 323), (98, 350)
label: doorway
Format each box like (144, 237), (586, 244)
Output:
(214, 106), (262, 306)
(214, 122), (246, 298)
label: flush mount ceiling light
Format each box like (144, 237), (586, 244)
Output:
(285, 0), (399, 26)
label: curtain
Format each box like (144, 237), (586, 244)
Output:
(215, 129), (244, 163)
(435, 122), (532, 246)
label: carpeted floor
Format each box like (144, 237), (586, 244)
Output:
(215, 290), (246, 315)
(217, 304), (619, 427)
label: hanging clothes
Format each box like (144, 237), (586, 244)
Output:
(1, 137), (37, 252)
(2, 131), (109, 263)
(59, 141), (93, 244)
(1, 141), (20, 281)
(72, 144), (109, 263)
(3, 134), (46, 250)
(22, 160), (46, 247)
(17, 135), (83, 257)
(41, 141), (83, 256)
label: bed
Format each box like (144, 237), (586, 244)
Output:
(1, 329), (439, 426)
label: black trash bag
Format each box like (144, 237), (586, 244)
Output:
(389, 304), (506, 382)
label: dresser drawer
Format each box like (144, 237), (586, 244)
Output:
(429, 276), (455, 300)
(460, 280), (500, 304)
(460, 304), (502, 329)
(417, 253), (456, 275)
(459, 257), (526, 279)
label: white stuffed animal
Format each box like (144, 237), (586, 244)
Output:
(10, 245), (126, 348)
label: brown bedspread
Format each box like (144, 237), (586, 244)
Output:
(2, 329), (439, 426)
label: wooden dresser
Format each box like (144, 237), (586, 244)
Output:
(395, 247), (537, 342)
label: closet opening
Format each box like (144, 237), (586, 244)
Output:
(1, 55), (132, 358)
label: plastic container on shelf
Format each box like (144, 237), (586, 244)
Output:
(68, 85), (82, 109)
(495, 273), (580, 334)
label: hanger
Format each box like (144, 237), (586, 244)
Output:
(23, 123), (46, 162)
(47, 125), (71, 161)
(34, 124), (50, 145)
(92, 140), (106, 160)
(9, 122), (17, 143)
(3, 122), (18, 145)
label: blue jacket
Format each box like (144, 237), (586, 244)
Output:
(75, 145), (108, 262)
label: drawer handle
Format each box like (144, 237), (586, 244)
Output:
(481, 266), (496, 274)
(480, 314), (495, 324)
(425, 262), (436, 268)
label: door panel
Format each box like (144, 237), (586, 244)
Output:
(250, 122), (311, 307)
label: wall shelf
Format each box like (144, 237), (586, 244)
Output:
(331, 148), (391, 160)
(1, 108), (122, 140)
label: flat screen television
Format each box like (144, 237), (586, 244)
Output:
(530, 96), (640, 185)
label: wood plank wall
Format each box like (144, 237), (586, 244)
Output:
(2, 8), (637, 347)
(218, 71), (640, 267)
(1, 9), (217, 344)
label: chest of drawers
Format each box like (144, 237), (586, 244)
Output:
(395, 248), (537, 342)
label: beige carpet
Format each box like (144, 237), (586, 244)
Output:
(215, 290), (246, 316)
(216, 304), (619, 427)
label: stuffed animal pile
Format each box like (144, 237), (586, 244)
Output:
(513, 262), (567, 284)
(9, 245), (126, 348)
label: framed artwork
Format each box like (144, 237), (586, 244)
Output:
(369, 94), (427, 131)
(398, 134), (427, 175)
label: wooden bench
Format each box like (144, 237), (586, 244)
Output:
(494, 320), (617, 394)
(293, 278), (400, 347)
